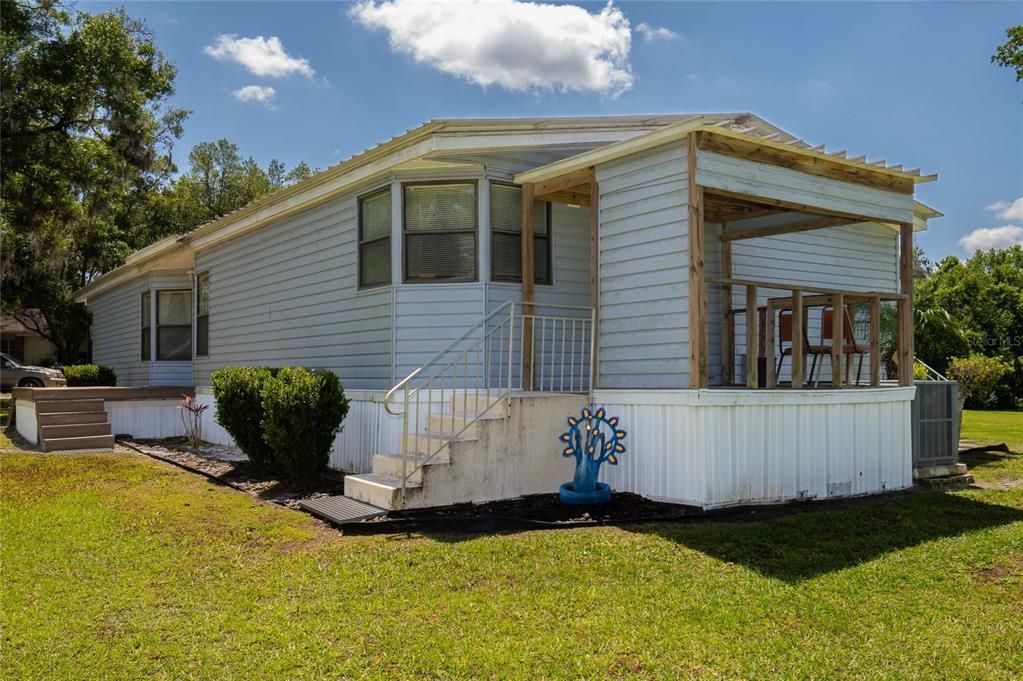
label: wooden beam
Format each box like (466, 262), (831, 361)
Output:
(589, 175), (600, 392)
(705, 276), (908, 301)
(721, 232), (734, 385)
(703, 187), (899, 225)
(870, 295), (881, 387)
(898, 222), (914, 386)
(720, 216), (858, 242)
(538, 189), (590, 206)
(791, 289), (803, 388)
(699, 131), (916, 194)
(532, 167), (595, 200)
(831, 293), (844, 388)
(521, 182), (535, 391)
(745, 285), (758, 389)
(687, 132), (708, 388)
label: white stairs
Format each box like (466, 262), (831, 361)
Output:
(343, 405), (507, 510)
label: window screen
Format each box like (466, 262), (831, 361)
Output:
(404, 182), (477, 282)
(359, 188), (391, 287)
(490, 182), (551, 284)
(157, 290), (192, 360)
(195, 272), (210, 357)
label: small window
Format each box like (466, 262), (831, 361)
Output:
(157, 290), (192, 361)
(195, 272), (210, 357)
(404, 182), (477, 282)
(359, 188), (391, 288)
(490, 182), (551, 284)
(141, 292), (151, 361)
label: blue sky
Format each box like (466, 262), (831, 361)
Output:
(93, 1), (1022, 260)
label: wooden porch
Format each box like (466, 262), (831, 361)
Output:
(513, 122), (928, 391)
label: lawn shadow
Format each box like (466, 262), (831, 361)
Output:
(621, 491), (1023, 583)
(960, 449), (1019, 470)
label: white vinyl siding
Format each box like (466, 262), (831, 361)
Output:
(90, 275), (151, 386)
(596, 141), (690, 389)
(193, 192), (393, 389)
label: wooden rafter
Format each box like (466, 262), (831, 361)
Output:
(720, 216), (859, 242)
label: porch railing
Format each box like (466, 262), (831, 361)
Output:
(384, 301), (594, 504)
(707, 276), (911, 389)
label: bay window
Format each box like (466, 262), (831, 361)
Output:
(195, 271), (209, 357)
(490, 182), (551, 284)
(141, 292), (151, 361)
(157, 290), (192, 360)
(359, 188), (391, 288)
(403, 182), (477, 282)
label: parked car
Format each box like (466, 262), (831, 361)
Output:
(0, 353), (67, 390)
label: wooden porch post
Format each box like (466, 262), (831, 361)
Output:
(687, 132), (708, 388)
(831, 292), (844, 388)
(721, 232), (734, 385)
(869, 295), (881, 387)
(898, 222), (914, 386)
(521, 182), (535, 390)
(791, 289), (804, 388)
(589, 174), (600, 392)
(745, 285), (758, 389)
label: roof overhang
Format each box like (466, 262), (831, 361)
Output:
(514, 118), (937, 191)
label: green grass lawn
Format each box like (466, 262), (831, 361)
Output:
(2, 438), (1022, 679)
(962, 410), (1023, 453)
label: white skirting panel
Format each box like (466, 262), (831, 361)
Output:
(107, 399), (186, 440)
(594, 387), (915, 509)
(15, 401), (38, 444)
(194, 387), (418, 474)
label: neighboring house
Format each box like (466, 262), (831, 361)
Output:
(0, 314), (64, 366)
(73, 114), (941, 511)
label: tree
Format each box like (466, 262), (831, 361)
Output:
(992, 25), (1023, 82)
(1, 0), (187, 361)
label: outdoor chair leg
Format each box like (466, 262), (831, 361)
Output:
(777, 355), (785, 383)
(856, 354), (864, 386)
(808, 354), (818, 388)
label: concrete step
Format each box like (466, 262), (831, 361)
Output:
(400, 432), (476, 458)
(40, 422), (111, 439)
(917, 474), (974, 491)
(914, 463), (969, 480)
(344, 473), (421, 510)
(36, 399), (104, 414)
(425, 409), (504, 438)
(41, 433), (115, 452)
(372, 452), (450, 483)
(37, 411), (109, 426)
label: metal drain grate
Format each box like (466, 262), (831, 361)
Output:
(299, 495), (387, 525)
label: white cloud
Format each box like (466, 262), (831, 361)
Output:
(232, 85), (276, 106)
(349, 0), (633, 95)
(636, 22), (676, 41)
(985, 197), (1023, 222)
(205, 34), (314, 78)
(959, 225), (1023, 252)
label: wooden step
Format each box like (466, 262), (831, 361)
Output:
(344, 473), (421, 510)
(37, 411), (109, 426)
(372, 452), (449, 483)
(36, 399), (104, 414)
(41, 433), (115, 452)
(40, 422), (112, 439)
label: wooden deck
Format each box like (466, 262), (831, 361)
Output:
(11, 386), (195, 402)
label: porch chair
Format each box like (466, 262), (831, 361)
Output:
(776, 309), (828, 387)
(813, 305), (868, 387)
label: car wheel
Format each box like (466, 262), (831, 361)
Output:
(18, 378), (43, 388)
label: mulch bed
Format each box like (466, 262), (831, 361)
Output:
(122, 438), (345, 509)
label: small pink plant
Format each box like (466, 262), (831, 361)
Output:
(179, 394), (210, 448)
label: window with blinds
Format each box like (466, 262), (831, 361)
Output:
(157, 290), (192, 361)
(490, 182), (551, 284)
(404, 182), (477, 282)
(141, 292), (151, 361)
(195, 271), (210, 357)
(359, 188), (392, 288)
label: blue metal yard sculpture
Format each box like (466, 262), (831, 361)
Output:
(558, 407), (627, 505)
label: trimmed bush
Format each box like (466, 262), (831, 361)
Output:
(261, 367), (350, 478)
(63, 364), (117, 387)
(947, 354), (1012, 409)
(210, 366), (279, 468)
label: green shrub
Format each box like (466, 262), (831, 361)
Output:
(63, 364), (117, 387)
(260, 367), (350, 478)
(210, 366), (279, 468)
(947, 354), (1012, 409)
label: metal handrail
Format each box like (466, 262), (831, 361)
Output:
(914, 357), (950, 382)
(384, 300), (594, 506)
